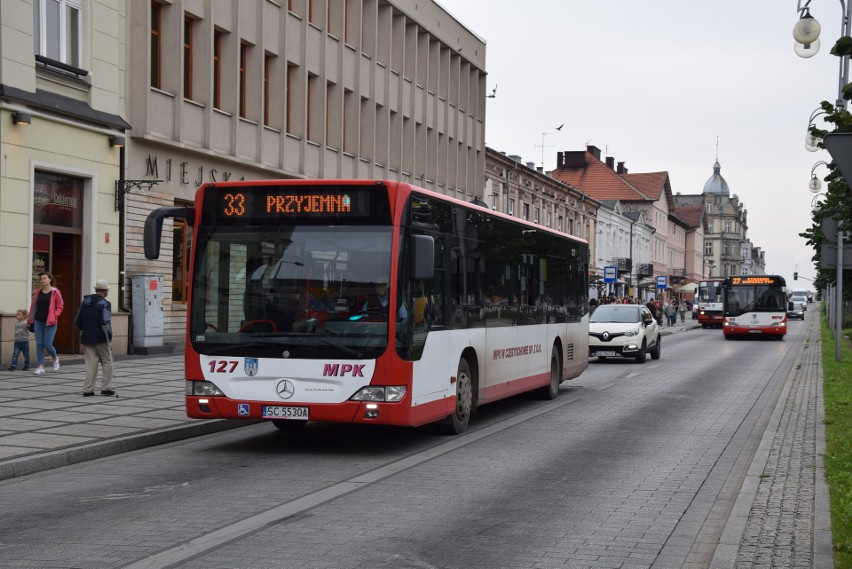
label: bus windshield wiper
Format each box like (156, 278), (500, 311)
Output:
(307, 333), (362, 357)
(203, 342), (272, 354)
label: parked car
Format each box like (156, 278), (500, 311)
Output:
(588, 304), (661, 363)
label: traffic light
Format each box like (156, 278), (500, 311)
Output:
(794, 272), (798, 280)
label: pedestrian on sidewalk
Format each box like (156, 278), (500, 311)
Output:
(75, 279), (114, 397)
(8, 309), (31, 371)
(665, 301), (677, 327)
(28, 272), (64, 375)
(678, 300), (687, 323)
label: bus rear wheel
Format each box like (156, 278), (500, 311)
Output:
(438, 358), (473, 435)
(535, 346), (561, 400)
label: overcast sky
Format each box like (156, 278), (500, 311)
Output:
(437, 0), (841, 288)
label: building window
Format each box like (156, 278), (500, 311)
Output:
(508, 198), (515, 216)
(546, 211), (552, 228)
(705, 241), (712, 256)
(534, 207), (540, 224)
(33, 0), (82, 68)
(239, 43), (248, 118)
(183, 16), (194, 99)
(263, 53), (272, 126)
(522, 203), (529, 221)
(287, 63), (297, 134)
(213, 31), (223, 109)
(724, 220), (732, 233)
(172, 204), (193, 303)
(151, 2), (161, 88)
(557, 216), (563, 232)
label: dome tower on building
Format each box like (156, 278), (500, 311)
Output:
(703, 160), (730, 195)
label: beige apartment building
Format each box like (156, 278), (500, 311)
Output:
(0, 0), (130, 362)
(124, 0), (487, 345)
(1, 0), (488, 358)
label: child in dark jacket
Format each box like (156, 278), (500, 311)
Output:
(8, 309), (31, 371)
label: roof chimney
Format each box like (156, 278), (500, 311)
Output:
(526, 161), (536, 170)
(587, 145), (601, 160)
(556, 150), (586, 169)
(605, 156), (615, 170)
(617, 161), (628, 174)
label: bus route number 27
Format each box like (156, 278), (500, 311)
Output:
(208, 360), (239, 373)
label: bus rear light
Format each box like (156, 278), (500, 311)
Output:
(351, 386), (406, 402)
(188, 380), (225, 397)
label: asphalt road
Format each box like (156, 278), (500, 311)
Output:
(0, 319), (807, 569)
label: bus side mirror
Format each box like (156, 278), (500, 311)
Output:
(411, 235), (434, 280)
(144, 206), (195, 259)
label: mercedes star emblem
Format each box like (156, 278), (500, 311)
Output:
(277, 380), (296, 400)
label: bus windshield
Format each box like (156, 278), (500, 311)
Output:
(723, 283), (786, 317)
(698, 281), (721, 304)
(190, 224), (392, 358)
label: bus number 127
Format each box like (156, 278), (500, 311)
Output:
(209, 360), (239, 373)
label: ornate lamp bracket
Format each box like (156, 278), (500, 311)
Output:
(115, 179), (163, 211)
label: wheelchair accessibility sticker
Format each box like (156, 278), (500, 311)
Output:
(237, 403), (250, 416)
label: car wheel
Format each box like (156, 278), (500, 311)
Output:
(437, 358), (473, 435)
(650, 335), (661, 360)
(635, 340), (646, 363)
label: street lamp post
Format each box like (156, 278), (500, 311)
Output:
(794, 0), (850, 361)
(794, 0), (852, 110)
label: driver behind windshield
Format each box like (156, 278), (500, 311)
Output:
(361, 282), (390, 312)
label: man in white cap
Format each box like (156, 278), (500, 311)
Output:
(75, 279), (114, 396)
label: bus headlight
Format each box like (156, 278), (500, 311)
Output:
(188, 381), (225, 396)
(351, 386), (407, 402)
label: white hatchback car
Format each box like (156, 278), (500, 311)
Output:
(589, 304), (661, 363)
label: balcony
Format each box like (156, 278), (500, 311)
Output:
(636, 263), (654, 277)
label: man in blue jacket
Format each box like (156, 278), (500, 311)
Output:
(75, 279), (114, 397)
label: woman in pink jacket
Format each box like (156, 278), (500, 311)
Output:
(27, 272), (64, 375)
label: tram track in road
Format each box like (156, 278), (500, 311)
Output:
(120, 390), (586, 569)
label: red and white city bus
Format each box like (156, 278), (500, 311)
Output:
(144, 179), (590, 434)
(721, 275), (788, 340)
(697, 279), (724, 328)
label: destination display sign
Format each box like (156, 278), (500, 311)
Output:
(730, 276), (779, 285)
(207, 184), (390, 225)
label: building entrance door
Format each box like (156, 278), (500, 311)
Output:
(32, 171), (85, 355)
(51, 235), (81, 354)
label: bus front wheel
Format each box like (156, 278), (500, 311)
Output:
(439, 358), (473, 435)
(271, 419), (307, 432)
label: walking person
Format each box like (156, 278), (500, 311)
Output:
(27, 272), (64, 375)
(75, 279), (114, 397)
(665, 301), (677, 327)
(678, 300), (687, 323)
(8, 309), (31, 371)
